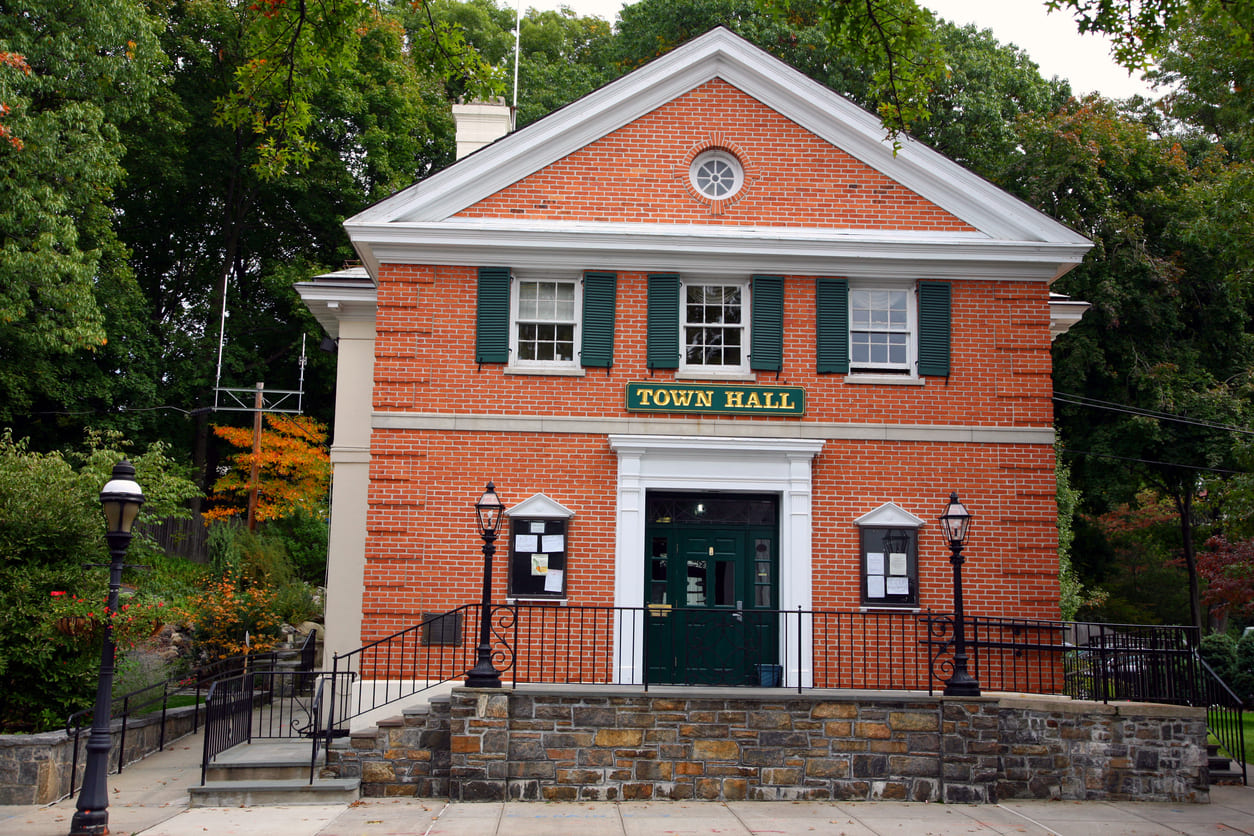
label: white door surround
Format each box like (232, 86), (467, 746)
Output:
(607, 434), (825, 686)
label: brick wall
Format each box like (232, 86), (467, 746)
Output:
(359, 77), (1061, 647)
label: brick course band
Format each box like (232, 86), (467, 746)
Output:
(329, 688), (1208, 805)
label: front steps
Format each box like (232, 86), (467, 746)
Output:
(190, 740), (361, 807)
(1207, 743), (1246, 785)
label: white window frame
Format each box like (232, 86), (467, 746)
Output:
(508, 274), (582, 372)
(689, 150), (745, 201)
(848, 284), (918, 377)
(678, 277), (751, 377)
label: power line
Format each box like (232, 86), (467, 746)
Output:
(1059, 446), (1252, 476)
(1053, 392), (1254, 437)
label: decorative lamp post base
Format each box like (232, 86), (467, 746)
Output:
(943, 671), (982, 697)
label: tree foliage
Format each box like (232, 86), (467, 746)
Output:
(205, 415), (330, 524)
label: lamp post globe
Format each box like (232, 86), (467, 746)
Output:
(940, 492), (980, 698)
(465, 482), (505, 688)
(70, 461), (145, 836)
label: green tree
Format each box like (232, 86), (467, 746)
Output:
(0, 0), (165, 427)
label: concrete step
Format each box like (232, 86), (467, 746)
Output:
(189, 778), (360, 807)
(204, 759), (318, 782)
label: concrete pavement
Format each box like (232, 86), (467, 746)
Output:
(3, 729), (1253, 836)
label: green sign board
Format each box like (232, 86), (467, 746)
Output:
(626, 382), (805, 417)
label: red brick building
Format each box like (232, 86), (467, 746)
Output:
(298, 28), (1091, 689)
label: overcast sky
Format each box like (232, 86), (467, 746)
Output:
(519, 0), (1156, 99)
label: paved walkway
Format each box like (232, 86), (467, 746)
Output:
(3, 730), (1252, 836)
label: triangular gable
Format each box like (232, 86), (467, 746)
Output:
(346, 28), (1090, 282)
(454, 80), (976, 232)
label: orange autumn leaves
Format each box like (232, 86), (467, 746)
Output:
(204, 415), (329, 524)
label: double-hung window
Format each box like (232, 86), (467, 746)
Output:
(850, 288), (912, 373)
(815, 279), (951, 378)
(477, 267), (617, 371)
(680, 279), (750, 375)
(511, 277), (580, 370)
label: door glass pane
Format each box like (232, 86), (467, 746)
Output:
(650, 537), (669, 604)
(714, 560), (735, 606)
(686, 559), (707, 606)
(754, 539), (772, 608)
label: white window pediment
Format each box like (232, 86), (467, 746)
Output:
(506, 493), (575, 519)
(855, 502), (925, 529)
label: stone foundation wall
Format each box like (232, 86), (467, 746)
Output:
(0, 705), (201, 805)
(333, 687), (1208, 804)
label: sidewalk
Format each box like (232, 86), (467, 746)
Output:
(3, 729), (1253, 836)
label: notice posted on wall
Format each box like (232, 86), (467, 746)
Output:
(885, 576), (909, 595)
(867, 575), (886, 598)
(888, 553), (908, 575)
(866, 552), (885, 575)
(515, 534), (538, 552)
(530, 554), (548, 575)
(544, 569), (563, 592)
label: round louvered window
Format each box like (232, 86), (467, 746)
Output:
(689, 150), (744, 200)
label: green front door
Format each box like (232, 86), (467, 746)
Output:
(645, 493), (779, 686)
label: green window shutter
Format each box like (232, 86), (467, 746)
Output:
(918, 281), (952, 377)
(647, 273), (680, 370)
(581, 272), (617, 368)
(475, 267), (510, 364)
(750, 275), (784, 372)
(815, 278), (849, 374)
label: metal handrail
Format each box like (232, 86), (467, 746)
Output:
(1194, 654), (1248, 786)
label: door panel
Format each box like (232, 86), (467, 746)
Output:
(645, 498), (779, 686)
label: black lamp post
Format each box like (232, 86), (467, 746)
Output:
(465, 482), (505, 688)
(70, 461), (145, 836)
(939, 492), (980, 697)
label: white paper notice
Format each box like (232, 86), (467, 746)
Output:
(541, 534), (565, 553)
(885, 576), (910, 595)
(530, 521), (546, 534)
(867, 575), (886, 598)
(888, 553), (908, 575)
(515, 534), (538, 553)
(530, 554), (548, 575)
(544, 569), (563, 592)
(866, 553), (885, 575)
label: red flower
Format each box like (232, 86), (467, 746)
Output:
(50, 591), (67, 597)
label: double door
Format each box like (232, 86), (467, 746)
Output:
(644, 494), (779, 685)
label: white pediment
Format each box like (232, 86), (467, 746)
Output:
(506, 493), (575, 519)
(854, 502), (926, 529)
(343, 28), (1090, 283)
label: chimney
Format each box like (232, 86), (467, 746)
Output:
(452, 98), (512, 160)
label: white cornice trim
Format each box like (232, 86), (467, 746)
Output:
(294, 281), (378, 337)
(372, 411), (1055, 446)
(347, 28), (1088, 255)
(350, 220), (1087, 282)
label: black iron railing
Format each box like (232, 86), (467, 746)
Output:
(199, 669), (356, 784)
(307, 606), (1243, 787)
(1196, 655), (1248, 786)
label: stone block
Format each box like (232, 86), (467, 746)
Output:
(855, 722), (891, 740)
(594, 728), (643, 748)
(695, 777), (722, 799)
(889, 711), (938, 731)
(762, 768), (802, 785)
(693, 739), (739, 760)
(812, 702), (858, 719)
(805, 757), (849, 778)
(723, 778), (749, 800)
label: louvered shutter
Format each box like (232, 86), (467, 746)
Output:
(646, 274), (680, 370)
(918, 281), (952, 377)
(750, 275), (784, 372)
(581, 272), (617, 368)
(475, 267), (511, 364)
(815, 278), (849, 374)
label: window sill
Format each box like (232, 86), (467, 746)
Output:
(675, 371), (755, 382)
(845, 374), (925, 386)
(504, 367), (586, 377)
(859, 605), (921, 613)
(506, 597), (568, 605)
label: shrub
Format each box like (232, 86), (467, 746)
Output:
(1200, 631), (1238, 684)
(179, 573), (282, 660)
(1235, 630), (1254, 705)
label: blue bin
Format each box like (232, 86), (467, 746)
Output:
(756, 663), (783, 687)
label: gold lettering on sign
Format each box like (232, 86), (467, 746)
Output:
(724, 391), (744, 408)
